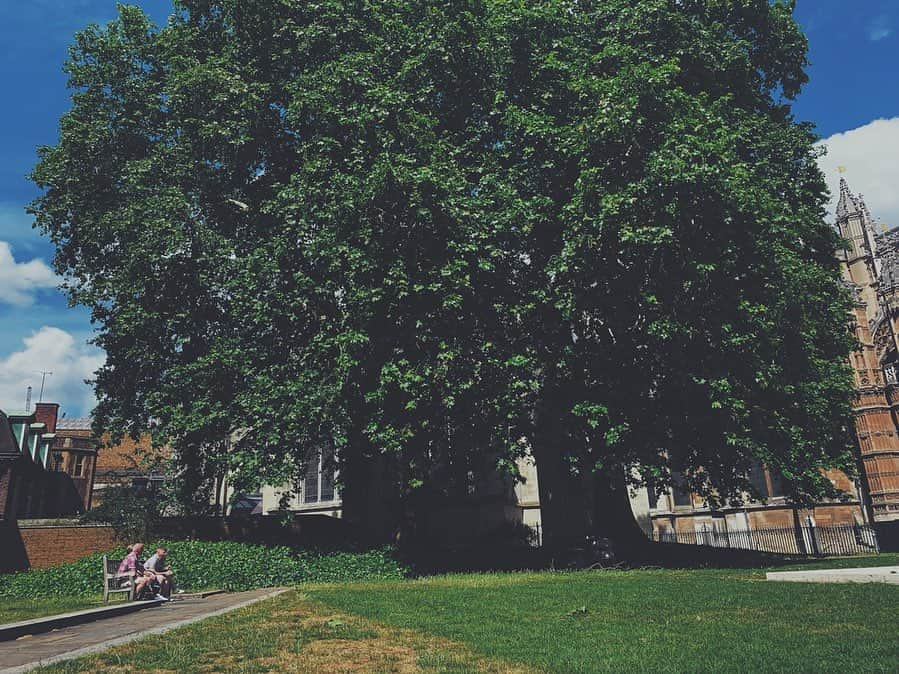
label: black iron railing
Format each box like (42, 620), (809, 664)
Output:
(652, 523), (879, 556)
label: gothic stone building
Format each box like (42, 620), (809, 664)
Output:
(836, 178), (899, 524)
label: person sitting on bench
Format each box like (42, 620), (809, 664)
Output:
(143, 546), (176, 599)
(116, 543), (155, 599)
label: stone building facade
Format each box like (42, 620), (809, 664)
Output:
(835, 178), (899, 523)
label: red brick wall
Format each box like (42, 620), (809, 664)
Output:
(96, 434), (168, 478)
(8, 522), (119, 570)
(33, 403), (59, 433)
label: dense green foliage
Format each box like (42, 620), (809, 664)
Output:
(79, 486), (162, 541)
(31, 1), (856, 545)
(0, 541), (407, 597)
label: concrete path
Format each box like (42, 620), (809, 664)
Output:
(0, 587), (289, 674)
(766, 566), (899, 585)
(0, 600), (164, 641)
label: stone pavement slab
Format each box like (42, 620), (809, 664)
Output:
(0, 587), (289, 674)
(766, 566), (899, 585)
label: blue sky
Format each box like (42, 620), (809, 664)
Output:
(0, 0), (898, 416)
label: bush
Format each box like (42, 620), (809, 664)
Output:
(0, 541), (407, 598)
(80, 486), (162, 542)
(0, 547), (130, 598)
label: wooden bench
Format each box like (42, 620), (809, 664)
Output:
(102, 555), (137, 602)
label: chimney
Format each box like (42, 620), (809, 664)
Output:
(34, 402), (60, 433)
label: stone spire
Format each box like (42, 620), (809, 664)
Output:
(835, 177), (879, 262)
(836, 177), (859, 221)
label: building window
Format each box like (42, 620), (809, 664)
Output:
(303, 460), (319, 503)
(646, 477), (666, 511)
(748, 462), (769, 500)
(300, 448), (338, 504)
(52, 453), (63, 472)
(671, 473), (692, 508)
(747, 461), (785, 500)
(767, 469), (786, 498)
(132, 476), (164, 493)
(74, 455), (85, 477)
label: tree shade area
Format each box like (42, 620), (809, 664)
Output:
(31, 0), (857, 551)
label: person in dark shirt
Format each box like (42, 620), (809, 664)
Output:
(143, 546), (175, 599)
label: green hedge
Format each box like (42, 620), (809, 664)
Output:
(0, 541), (407, 598)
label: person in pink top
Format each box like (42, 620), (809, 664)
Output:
(116, 543), (154, 599)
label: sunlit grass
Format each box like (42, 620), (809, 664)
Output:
(0, 596), (104, 624)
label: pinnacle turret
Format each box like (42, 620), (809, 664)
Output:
(835, 177), (880, 268)
(836, 177), (860, 221)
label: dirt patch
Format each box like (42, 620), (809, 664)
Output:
(261, 599), (541, 674)
(272, 636), (421, 673)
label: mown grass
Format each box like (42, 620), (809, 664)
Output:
(34, 554), (899, 674)
(309, 553), (899, 674)
(0, 596), (103, 624)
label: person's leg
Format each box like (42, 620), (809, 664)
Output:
(154, 574), (168, 597)
(150, 573), (169, 600)
(134, 575), (150, 599)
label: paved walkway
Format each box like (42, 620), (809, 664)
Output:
(0, 587), (288, 674)
(766, 566), (899, 585)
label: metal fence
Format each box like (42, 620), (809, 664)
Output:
(652, 523), (880, 556)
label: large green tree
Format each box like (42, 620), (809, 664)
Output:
(32, 0), (857, 550)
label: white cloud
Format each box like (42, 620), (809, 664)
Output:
(0, 327), (104, 416)
(817, 118), (899, 228)
(869, 15), (892, 42)
(0, 241), (58, 306)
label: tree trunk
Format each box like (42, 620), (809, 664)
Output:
(532, 421), (592, 551)
(339, 430), (403, 545)
(591, 467), (653, 558)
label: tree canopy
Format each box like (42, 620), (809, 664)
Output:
(32, 0), (857, 546)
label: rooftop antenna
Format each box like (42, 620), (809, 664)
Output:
(37, 371), (52, 403)
(25, 386), (32, 412)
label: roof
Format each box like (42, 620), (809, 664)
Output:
(56, 417), (93, 430)
(876, 227), (899, 292)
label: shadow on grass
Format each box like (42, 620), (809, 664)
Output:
(397, 539), (894, 576)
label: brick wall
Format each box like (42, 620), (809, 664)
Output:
(96, 434), (169, 479)
(33, 403), (59, 433)
(0, 520), (119, 572)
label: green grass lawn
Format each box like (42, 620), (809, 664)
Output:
(35, 554), (899, 674)
(0, 596), (105, 624)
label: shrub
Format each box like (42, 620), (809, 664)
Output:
(296, 548), (410, 584)
(0, 541), (407, 598)
(0, 548), (130, 599)
(80, 486), (162, 541)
